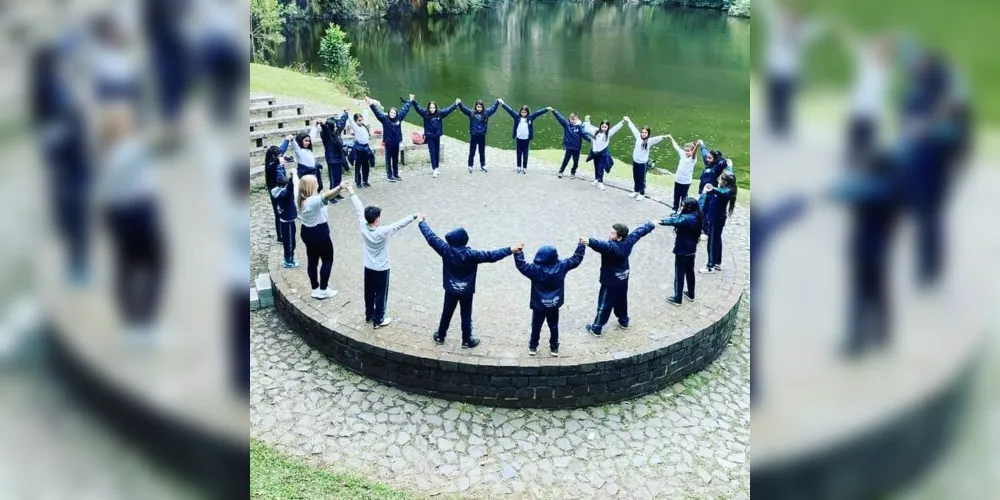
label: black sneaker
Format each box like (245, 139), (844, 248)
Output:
(363, 182), (372, 188)
(528, 347), (537, 356)
(394, 176), (403, 181)
(558, 172), (563, 178)
(365, 316), (372, 323)
(550, 349), (559, 357)
(462, 338), (481, 349)
(667, 296), (683, 307)
(480, 166), (488, 173)
(433, 333), (445, 345)
(617, 322), (629, 330)
(684, 292), (695, 302)
(387, 177), (398, 183)
(586, 324), (602, 337)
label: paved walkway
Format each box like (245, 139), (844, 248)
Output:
(250, 108), (751, 498)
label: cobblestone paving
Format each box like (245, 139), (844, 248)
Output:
(251, 100), (750, 497)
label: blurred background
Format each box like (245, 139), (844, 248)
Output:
(751, 0), (999, 498)
(0, 0), (247, 498)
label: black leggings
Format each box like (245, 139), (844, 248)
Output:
(673, 254), (696, 300)
(516, 139), (531, 169)
(559, 149), (581, 174)
(468, 134), (486, 167)
(353, 148), (371, 186)
(104, 200), (166, 327)
(300, 222), (334, 290)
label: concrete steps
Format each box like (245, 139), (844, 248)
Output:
(250, 102), (305, 119)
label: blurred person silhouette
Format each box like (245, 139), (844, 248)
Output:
(760, 0), (825, 138)
(230, 164), (250, 395)
(896, 43), (971, 287)
(143, 0), (193, 129)
(838, 26), (895, 167)
(32, 39), (93, 286)
(195, 0), (247, 125)
(830, 150), (902, 358)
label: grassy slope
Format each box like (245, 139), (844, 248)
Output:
(251, 439), (421, 499)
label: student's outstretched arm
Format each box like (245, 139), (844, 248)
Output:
(648, 135), (667, 148)
(698, 140), (711, 165)
(347, 186), (368, 230)
(417, 219), (449, 257)
(335, 110), (349, 130)
(513, 251), (540, 280)
(668, 135), (685, 156)
(485, 99), (500, 117)
(471, 245), (514, 264)
(624, 221), (656, 246)
(626, 119), (641, 140)
(397, 101), (413, 120)
(563, 241), (587, 270)
(309, 124), (320, 144)
(321, 182), (346, 203)
(379, 213), (419, 239)
(457, 101), (472, 117)
(369, 102), (388, 125)
(411, 100), (427, 118)
(439, 103), (458, 118)
(552, 109), (569, 128)
(500, 102), (517, 119)
(585, 238), (614, 255)
(528, 107), (549, 120)
(278, 138), (290, 155)
(608, 120), (625, 138)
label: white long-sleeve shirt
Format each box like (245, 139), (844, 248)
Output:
(516, 118), (530, 140)
(763, 0), (824, 78)
(850, 44), (890, 119)
(348, 109), (372, 146)
(583, 120), (624, 153)
(350, 193), (416, 271)
(626, 121), (665, 164)
(288, 125), (319, 167)
(671, 143), (696, 185)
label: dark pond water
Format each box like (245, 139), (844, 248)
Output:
(273, 2), (750, 181)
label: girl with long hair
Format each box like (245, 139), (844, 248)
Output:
(317, 110), (349, 200)
(583, 117), (625, 190)
(499, 100), (550, 174)
(666, 135), (698, 213)
(367, 95), (412, 182)
(659, 197), (704, 306)
(410, 97), (459, 177)
(457, 97), (501, 173)
(700, 172), (738, 273)
(624, 116), (667, 201)
(297, 176), (348, 299)
(347, 108), (375, 188)
(280, 126), (324, 191)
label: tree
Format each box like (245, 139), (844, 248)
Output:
(251, 0), (289, 63)
(319, 23), (353, 77)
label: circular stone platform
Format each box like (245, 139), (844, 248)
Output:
(270, 165), (745, 408)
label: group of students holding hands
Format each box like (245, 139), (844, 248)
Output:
(263, 93), (740, 356)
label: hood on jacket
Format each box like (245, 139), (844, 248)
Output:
(445, 227), (469, 247)
(533, 245), (559, 266)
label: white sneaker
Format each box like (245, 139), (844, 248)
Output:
(432, 169), (439, 178)
(598, 183), (606, 191)
(321, 288), (339, 299)
(311, 288), (326, 299)
(374, 317), (393, 329)
(699, 233), (708, 241)
(592, 180), (599, 186)
(698, 267), (714, 274)
(636, 194), (645, 201)
(468, 166), (473, 173)
(628, 192), (638, 198)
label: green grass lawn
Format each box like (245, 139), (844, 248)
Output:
(251, 439), (421, 499)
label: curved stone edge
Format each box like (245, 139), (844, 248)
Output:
(750, 353), (978, 500)
(273, 280), (743, 409)
(45, 326), (248, 498)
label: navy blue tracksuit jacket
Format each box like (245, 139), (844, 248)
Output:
(370, 102), (412, 146)
(500, 104), (549, 140)
(514, 243), (586, 310)
(458, 101), (500, 136)
(418, 222), (512, 296)
(552, 110), (592, 151)
(587, 222), (656, 287)
(319, 111), (349, 165)
(411, 102), (458, 138)
(659, 214), (701, 255)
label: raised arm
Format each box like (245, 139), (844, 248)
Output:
(626, 119), (641, 140)
(348, 187), (368, 230)
(608, 120), (625, 138)
(668, 135), (684, 156)
(439, 103), (458, 118)
(320, 183), (345, 203)
(513, 252), (541, 280)
(500, 102), (517, 119)
(648, 135), (667, 147)
(624, 222), (655, 246)
(699, 140), (711, 165)
(278, 138), (290, 155)
(528, 107), (549, 120)
(370, 102), (388, 125)
(586, 237), (617, 256)
(397, 101), (413, 120)
(470, 245), (513, 264)
(485, 100), (500, 117)
(417, 220), (449, 257)
(334, 110), (349, 130)
(552, 109), (569, 128)
(411, 100), (427, 118)
(563, 241), (587, 271)
(582, 120), (598, 137)
(457, 101), (472, 117)
(379, 213), (418, 239)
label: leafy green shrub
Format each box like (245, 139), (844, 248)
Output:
(729, 0), (751, 17)
(319, 23), (353, 77)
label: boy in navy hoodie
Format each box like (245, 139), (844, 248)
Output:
(552, 108), (593, 178)
(513, 240), (587, 357)
(584, 221), (656, 336)
(418, 215), (516, 348)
